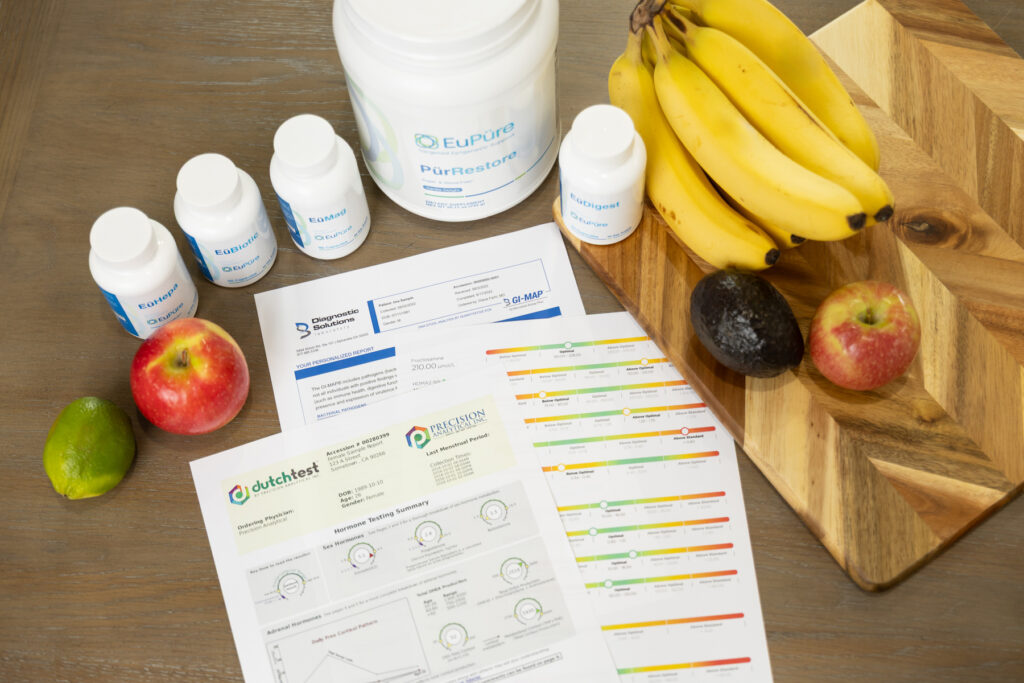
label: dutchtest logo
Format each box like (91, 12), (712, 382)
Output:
(406, 426), (431, 449)
(228, 484), (251, 506)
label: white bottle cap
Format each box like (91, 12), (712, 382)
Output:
(176, 153), (244, 212)
(273, 114), (341, 179)
(570, 104), (636, 169)
(90, 207), (158, 269)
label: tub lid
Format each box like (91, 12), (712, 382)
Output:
(341, 0), (539, 63)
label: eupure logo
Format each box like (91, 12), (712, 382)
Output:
(414, 123), (515, 151)
(406, 426), (431, 449)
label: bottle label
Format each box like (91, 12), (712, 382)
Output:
(186, 207), (278, 287)
(346, 59), (557, 219)
(277, 194), (370, 259)
(98, 287), (140, 337)
(559, 171), (644, 246)
(276, 194), (305, 248)
(99, 257), (198, 338)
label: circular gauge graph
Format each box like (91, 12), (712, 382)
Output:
(514, 597), (544, 625)
(439, 623), (468, 649)
(275, 571), (306, 599)
(347, 542), (377, 568)
(414, 521), (443, 545)
(479, 499), (509, 524)
(500, 557), (529, 584)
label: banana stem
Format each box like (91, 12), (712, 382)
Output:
(630, 0), (668, 33)
(645, 15), (673, 63)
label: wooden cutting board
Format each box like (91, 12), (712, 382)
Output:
(556, 0), (1024, 591)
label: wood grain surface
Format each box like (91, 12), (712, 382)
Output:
(1, 1), (1022, 681)
(556, 0), (1024, 593)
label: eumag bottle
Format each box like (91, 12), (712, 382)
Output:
(89, 207), (199, 338)
(333, 0), (559, 222)
(270, 114), (371, 260)
(174, 153), (278, 287)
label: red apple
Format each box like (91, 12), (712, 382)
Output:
(130, 318), (250, 434)
(809, 281), (921, 391)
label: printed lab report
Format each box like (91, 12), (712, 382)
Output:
(256, 223), (585, 430)
(392, 312), (774, 681)
(191, 371), (618, 683)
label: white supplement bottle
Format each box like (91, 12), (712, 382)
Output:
(174, 153), (278, 287)
(89, 207), (199, 338)
(558, 104), (647, 245)
(333, 0), (559, 222)
(269, 114), (371, 260)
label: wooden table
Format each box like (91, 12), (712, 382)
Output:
(2, 1), (1021, 680)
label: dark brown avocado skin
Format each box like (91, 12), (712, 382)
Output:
(690, 270), (804, 378)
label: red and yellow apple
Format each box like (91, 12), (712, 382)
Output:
(130, 318), (250, 434)
(809, 281), (921, 391)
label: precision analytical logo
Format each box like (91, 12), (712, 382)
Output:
(228, 484), (251, 506)
(406, 426), (431, 449)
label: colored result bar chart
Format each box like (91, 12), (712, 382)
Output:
(515, 378), (687, 401)
(485, 336), (650, 355)
(617, 657), (752, 675)
(558, 492), (726, 512)
(575, 542), (734, 564)
(506, 357), (669, 377)
(586, 569), (738, 590)
(541, 448), (718, 472)
(524, 403), (706, 424)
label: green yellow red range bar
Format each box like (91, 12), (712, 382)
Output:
(616, 657), (752, 674)
(506, 357), (669, 377)
(524, 403), (706, 423)
(538, 444), (716, 462)
(601, 612), (745, 631)
(557, 491), (726, 512)
(564, 515), (729, 537)
(515, 379), (687, 400)
(575, 542), (734, 563)
(533, 429), (718, 447)
(585, 569), (737, 589)
(485, 336), (650, 355)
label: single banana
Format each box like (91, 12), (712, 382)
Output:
(647, 18), (867, 242)
(670, 0), (880, 170)
(608, 29), (779, 270)
(669, 10), (893, 223)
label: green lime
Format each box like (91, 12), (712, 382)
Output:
(43, 397), (136, 499)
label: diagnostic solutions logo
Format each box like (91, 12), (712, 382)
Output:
(406, 426), (431, 449)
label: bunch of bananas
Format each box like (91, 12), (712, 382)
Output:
(609, 0), (893, 271)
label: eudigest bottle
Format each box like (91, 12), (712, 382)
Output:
(270, 114), (371, 260)
(89, 207), (199, 338)
(558, 104), (647, 245)
(174, 153), (278, 287)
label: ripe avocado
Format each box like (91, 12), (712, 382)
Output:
(690, 270), (804, 378)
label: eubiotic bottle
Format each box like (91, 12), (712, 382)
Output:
(269, 114), (371, 260)
(333, 0), (559, 222)
(558, 104), (647, 245)
(89, 207), (199, 338)
(173, 153), (278, 287)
